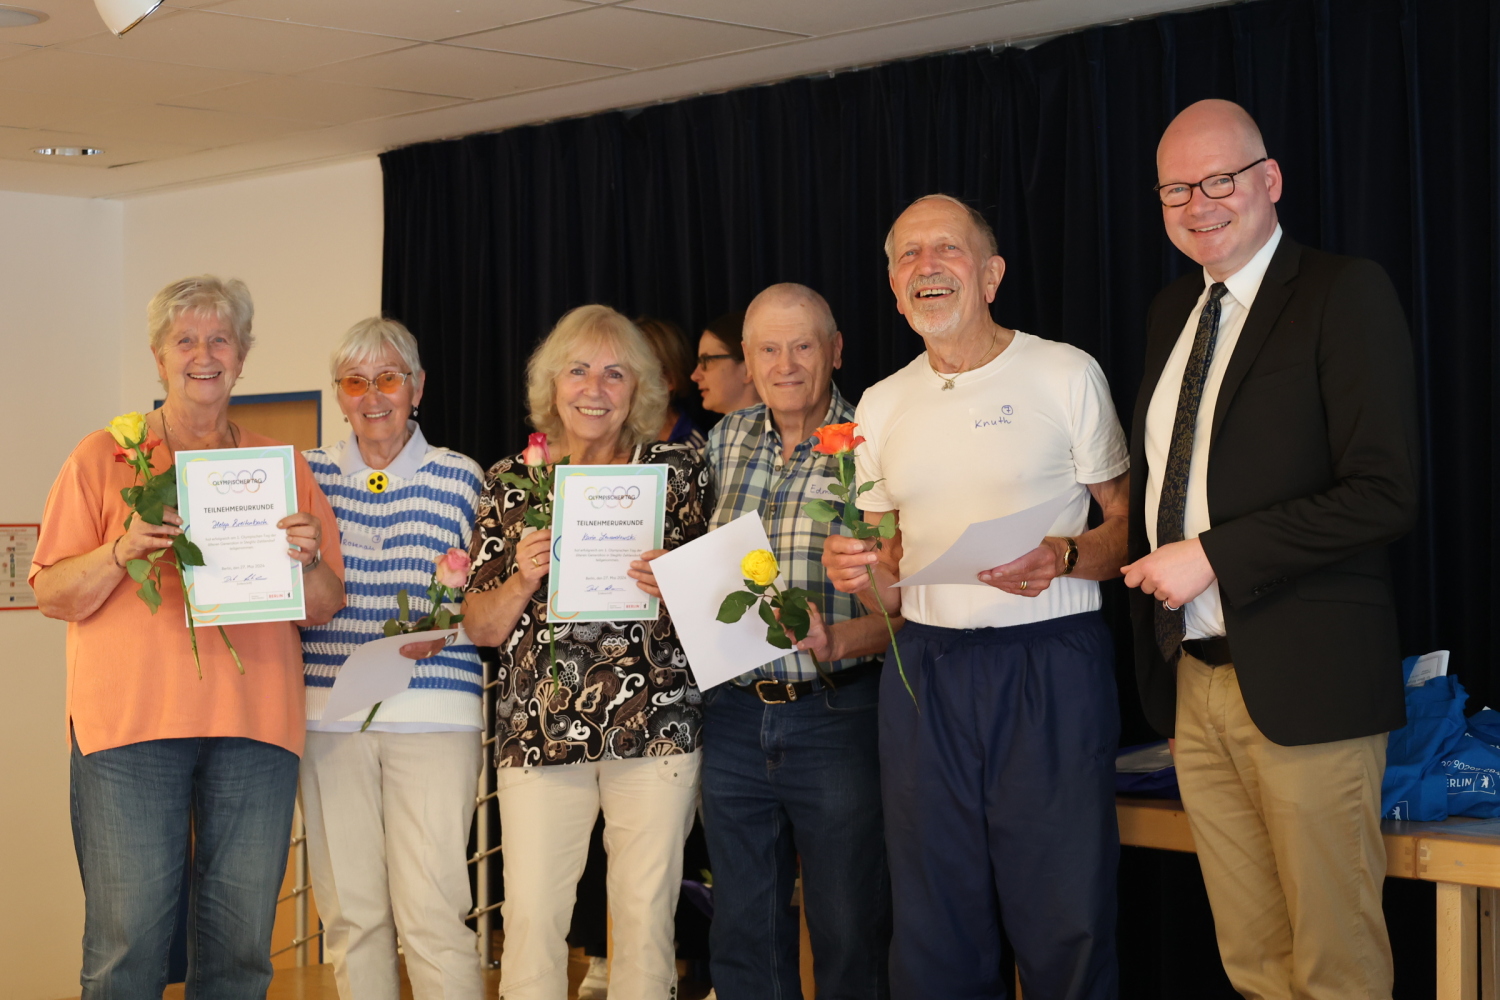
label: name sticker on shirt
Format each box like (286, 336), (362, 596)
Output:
(805, 475), (842, 501)
(970, 404), (1016, 431)
(342, 526), (383, 553)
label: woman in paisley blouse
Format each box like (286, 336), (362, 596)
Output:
(463, 304), (709, 1000)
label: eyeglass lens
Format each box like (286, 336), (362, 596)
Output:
(338, 372), (408, 396)
(697, 353), (733, 368)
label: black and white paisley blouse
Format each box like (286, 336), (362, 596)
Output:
(467, 441), (710, 767)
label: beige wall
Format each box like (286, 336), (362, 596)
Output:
(121, 157), (385, 436)
(0, 156), (383, 997)
(0, 189), (121, 999)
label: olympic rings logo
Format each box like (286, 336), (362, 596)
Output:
(208, 469), (268, 494)
(584, 485), (640, 509)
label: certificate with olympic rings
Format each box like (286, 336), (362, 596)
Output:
(548, 464), (668, 621)
(174, 445), (307, 626)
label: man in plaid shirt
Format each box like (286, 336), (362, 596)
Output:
(700, 283), (895, 1000)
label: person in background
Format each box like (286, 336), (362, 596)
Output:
(638, 314), (707, 451)
(823, 195), (1130, 1000)
(1122, 99), (1418, 999)
(32, 275), (344, 999)
(299, 317), (486, 1000)
(463, 305), (709, 1000)
(634, 283), (895, 999)
(690, 310), (760, 416)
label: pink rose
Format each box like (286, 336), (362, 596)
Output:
(522, 432), (550, 467)
(435, 547), (470, 589)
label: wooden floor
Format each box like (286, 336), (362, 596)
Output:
(147, 949), (715, 1000)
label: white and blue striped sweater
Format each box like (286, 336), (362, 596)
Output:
(302, 425), (485, 730)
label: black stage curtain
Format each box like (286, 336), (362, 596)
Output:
(383, 1), (1497, 995)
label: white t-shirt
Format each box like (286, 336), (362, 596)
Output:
(1144, 226), (1281, 639)
(856, 331), (1130, 630)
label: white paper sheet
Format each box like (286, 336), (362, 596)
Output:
(893, 492), (1074, 588)
(1407, 649), (1451, 687)
(651, 511), (790, 690)
(321, 628), (459, 722)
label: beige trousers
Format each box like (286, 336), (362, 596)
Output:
(1174, 653), (1393, 1000)
(495, 754), (702, 1000)
(300, 730), (485, 1000)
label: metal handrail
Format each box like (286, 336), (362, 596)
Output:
(271, 928), (324, 958)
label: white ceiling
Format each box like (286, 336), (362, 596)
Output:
(0, 0), (1216, 198)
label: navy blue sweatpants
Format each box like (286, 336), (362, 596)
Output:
(881, 612), (1120, 1000)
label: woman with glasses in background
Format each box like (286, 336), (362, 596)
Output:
(689, 310), (760, 416)
(299, 317), (487, 1000)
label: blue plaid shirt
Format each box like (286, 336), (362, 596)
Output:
(706, 386), (868, 682)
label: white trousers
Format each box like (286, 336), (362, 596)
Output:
(496, 754), (702, 1000)
(300, 730), (484, 1000)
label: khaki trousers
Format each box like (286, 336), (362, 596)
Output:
(300, 730), (485, 1000)
(1174, 653), (1393, 1000)
(494, 754), (702, 1000)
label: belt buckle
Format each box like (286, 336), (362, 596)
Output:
(753, 679), (794, 704)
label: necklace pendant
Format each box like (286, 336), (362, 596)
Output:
(940, 379), (956, 391)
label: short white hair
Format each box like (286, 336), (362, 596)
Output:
(148, 275), (254, 358)
(329, 317), (423, 380)
(883, 194), (999, 272)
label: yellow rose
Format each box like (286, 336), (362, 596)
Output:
(108, 412), (148, 448)
(741, 549), (779, 588)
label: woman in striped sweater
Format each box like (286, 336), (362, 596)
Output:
(299, 317), (486, 1000)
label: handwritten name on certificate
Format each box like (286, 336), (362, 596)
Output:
(176, 445), (307, 626)
(548, 465), (668, 622)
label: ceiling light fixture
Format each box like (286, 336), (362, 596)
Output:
(0, 5), (47, 28)
(94, 0), (163, 36)
(34, 147), (105, 157)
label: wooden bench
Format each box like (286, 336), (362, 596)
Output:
(1117, 797), (1500, 1000)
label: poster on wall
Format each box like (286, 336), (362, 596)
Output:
(1, 525), (39, 611)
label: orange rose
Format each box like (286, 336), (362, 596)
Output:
(811, 422), (865, 455)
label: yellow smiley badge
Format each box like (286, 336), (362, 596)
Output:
(367, 471), (389, 493)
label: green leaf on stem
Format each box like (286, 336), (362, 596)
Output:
(802, 499), (839, 523)
(138, 575), (162, 614)
(857, 479), (882, 496)
(744, 579), (767, 595)
(826, 482), (849, 499)
(383, 619), (402, 637)
(521, 508), (550, 530)
(172, 534), (204, 567)
(397, 589), (410, 622)
(763, 622), (793, 650)
(125, 558), (151, 583)
(448, 614), (464, 626)
(716, 589), (759, 623)
(877, 512), (897, 539)
(757, 599), (780, 631)
(778, 600), (810, 642)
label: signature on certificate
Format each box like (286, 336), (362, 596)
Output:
(584, 583), (625, 594)
(581, 531), (638, 542)
(223, 572), (269, 584)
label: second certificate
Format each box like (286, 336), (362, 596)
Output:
(548, 464), (667, 622)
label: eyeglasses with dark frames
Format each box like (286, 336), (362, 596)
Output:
(1154, 157), (1268, 208)
(336, 371), (414, 396)
(695, 353), (734, 369)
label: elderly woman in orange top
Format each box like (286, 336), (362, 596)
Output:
(31, 275), (345, 1000)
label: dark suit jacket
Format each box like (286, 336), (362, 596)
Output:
(1129, 235), (1419, 747)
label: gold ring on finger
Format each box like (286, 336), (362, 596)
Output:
(531, 555), (543, 568)
(1019, 580), (1029, 590)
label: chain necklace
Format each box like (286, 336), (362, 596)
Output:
(160, 409), (239, 456)
(927, 325), (999, 391)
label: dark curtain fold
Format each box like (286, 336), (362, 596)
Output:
(383, 1), (1497, 995)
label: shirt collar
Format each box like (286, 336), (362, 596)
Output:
(1210, 224), (1282, 310)
(336, 421), (430, 480)
(762, 384), (850, 454)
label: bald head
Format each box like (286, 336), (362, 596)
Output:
(1156, 99), (1282, 281)
(745, 283), (838, 342)
(1158, 99), (1266, 171)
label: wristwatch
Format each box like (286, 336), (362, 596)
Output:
(1059, 536), (1078, 576)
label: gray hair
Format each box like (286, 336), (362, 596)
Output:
(526, 305), (668, 449)
(744, 283), (839, 341)
(147, 275), (254, 359)
(330, 317), (424, 380)
(883, 194), (999, 271)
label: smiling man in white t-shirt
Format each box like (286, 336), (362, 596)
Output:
(824, 194), (1130, 1000)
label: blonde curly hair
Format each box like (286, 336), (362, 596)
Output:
(526, 305), (668, 450)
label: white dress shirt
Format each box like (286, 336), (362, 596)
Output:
(1144, 225), (1282, 639)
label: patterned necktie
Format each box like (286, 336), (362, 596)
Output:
(1154, 282), (1228, 664)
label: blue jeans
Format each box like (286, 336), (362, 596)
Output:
(882, 614), (1120, 1000)
(701, 666), (891, 1000)
(70, 735), (300, 1000)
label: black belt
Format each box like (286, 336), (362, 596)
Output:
(1181, 636), (1233, 667)
(734, 659), (879, 704)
